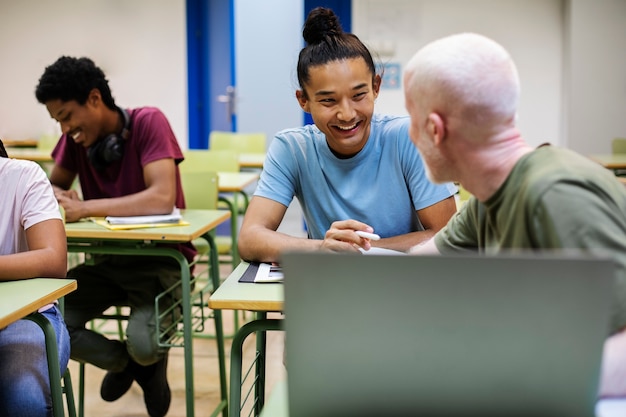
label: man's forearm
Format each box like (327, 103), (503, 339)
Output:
(239, 230), (322, 264)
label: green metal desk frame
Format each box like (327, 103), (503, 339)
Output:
(67, 232), (228, 417)
(24, 313), (76, 417)
(230, 317), (283, 417)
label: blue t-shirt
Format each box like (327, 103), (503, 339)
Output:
(255, 114), (457, 239)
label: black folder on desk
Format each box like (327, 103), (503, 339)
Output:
(238, 262), (260, 283)
(239, 262), (283, 283)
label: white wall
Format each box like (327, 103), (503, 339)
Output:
(353, 0), (564, 149)
(565, 0), (626, 154)
(353, 0), (626, 154)
(234, 0), (304, 144)
(1, 0), (624, 155)
(0, 0), (187, 144)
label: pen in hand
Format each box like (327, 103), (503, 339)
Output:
(355, 231), (381, 241)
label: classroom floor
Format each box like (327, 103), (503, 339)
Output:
(67, 308), (286, 417)
(67, 199), (305, 417)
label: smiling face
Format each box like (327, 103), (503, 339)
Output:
(297, 58), (380, 158)
(45, 88), (106, 148)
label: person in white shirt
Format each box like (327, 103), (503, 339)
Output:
(0, 138), (69, 417)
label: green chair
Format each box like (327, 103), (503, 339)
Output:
(182, 150), (244, 268)
(184, 149), (247, 211)
(611, 138), (626, 176)
(184, 149), (240, 171)
(60, 298), (78, 417)
(180, 170), (226, 273)
(455, 183), (472, 210)
(209, 131), (267, 154)
(611, 138), (626, 153)
(180, 167), (249, 336)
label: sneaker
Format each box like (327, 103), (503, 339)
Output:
(100, 365), (134, 402)
(134, 353), (171, 417)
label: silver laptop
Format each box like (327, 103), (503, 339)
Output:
(281, 252), (615, 417)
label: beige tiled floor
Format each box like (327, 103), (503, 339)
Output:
(66, 199), (304, 416)
(67, 307), (286, 417)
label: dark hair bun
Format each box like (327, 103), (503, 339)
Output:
(303, 7), (344, 45)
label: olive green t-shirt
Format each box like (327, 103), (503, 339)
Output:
(435, 145), (626, 333)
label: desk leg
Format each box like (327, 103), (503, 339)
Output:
(229, 317), (283, 417)
(25, 313), (65, 417)
(254, 312), (267, 416)
(177, 252), (196, 417)
(227, 190), (249, 268)
(68, 246), (197, 417)
(231, 193), (241, 267)
(204, 232), (229, 416)
(218, 196), (241, 271)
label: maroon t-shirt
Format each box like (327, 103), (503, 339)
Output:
(52, 106), (197, 263)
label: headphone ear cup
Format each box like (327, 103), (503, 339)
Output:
(87, 139), (108, 171)
(100, 134), (125, 163)
(86, 107), (129, 170)
(88, 134), (124, 171)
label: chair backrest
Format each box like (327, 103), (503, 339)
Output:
(455, 183), (472, 211)
(182, 149), (240, 173)
(180, 170), (219, 210)
(612, 138), (626, 154)
(209, 131), (267, 153)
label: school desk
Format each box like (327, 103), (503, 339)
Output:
(2, 138), (38, 147)
(238, 152), (265, 170)
(589, 154), (626, 170)
(208, 261), (284, 417)
(0, 278), (77, 417)
(64, 209), (230, 417)
(5, 146), (54, 162)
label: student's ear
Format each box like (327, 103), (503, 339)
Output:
(427, 112), (446, 146)
(86, 88), (102, 109)
(372, 74), (381, 98)
(295, 90), (310, 113)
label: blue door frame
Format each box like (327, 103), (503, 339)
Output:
(186, 0), (235, 149)
(186, 0), (351, 147)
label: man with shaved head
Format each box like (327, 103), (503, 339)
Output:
(403, 32), (626, 397)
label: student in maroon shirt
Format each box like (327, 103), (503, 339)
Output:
(35, 56), (194, 417)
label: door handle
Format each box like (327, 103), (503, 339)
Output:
(217, 86), (236, 123)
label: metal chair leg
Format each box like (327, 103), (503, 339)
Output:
(77, 362), (85, 417)
(24, 313), (65, 417)
(63, 369), (77, 417)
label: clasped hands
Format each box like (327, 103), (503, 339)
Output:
(54, 188), (83, 223)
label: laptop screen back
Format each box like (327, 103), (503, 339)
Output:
(282, 252), (614, 417)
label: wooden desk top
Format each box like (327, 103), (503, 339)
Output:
(208, 261), (284, 312)
(218, 171), (259, 192)
(2, 138), (38, 148)
(0, 278), (77, 329)
(589, 154), (626, 170)
(6, 147), (53, 162)
(238, 153), (265, 169)
(64, 209), (230, 242)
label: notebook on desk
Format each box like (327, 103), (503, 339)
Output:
(281, 252), (616, 417)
